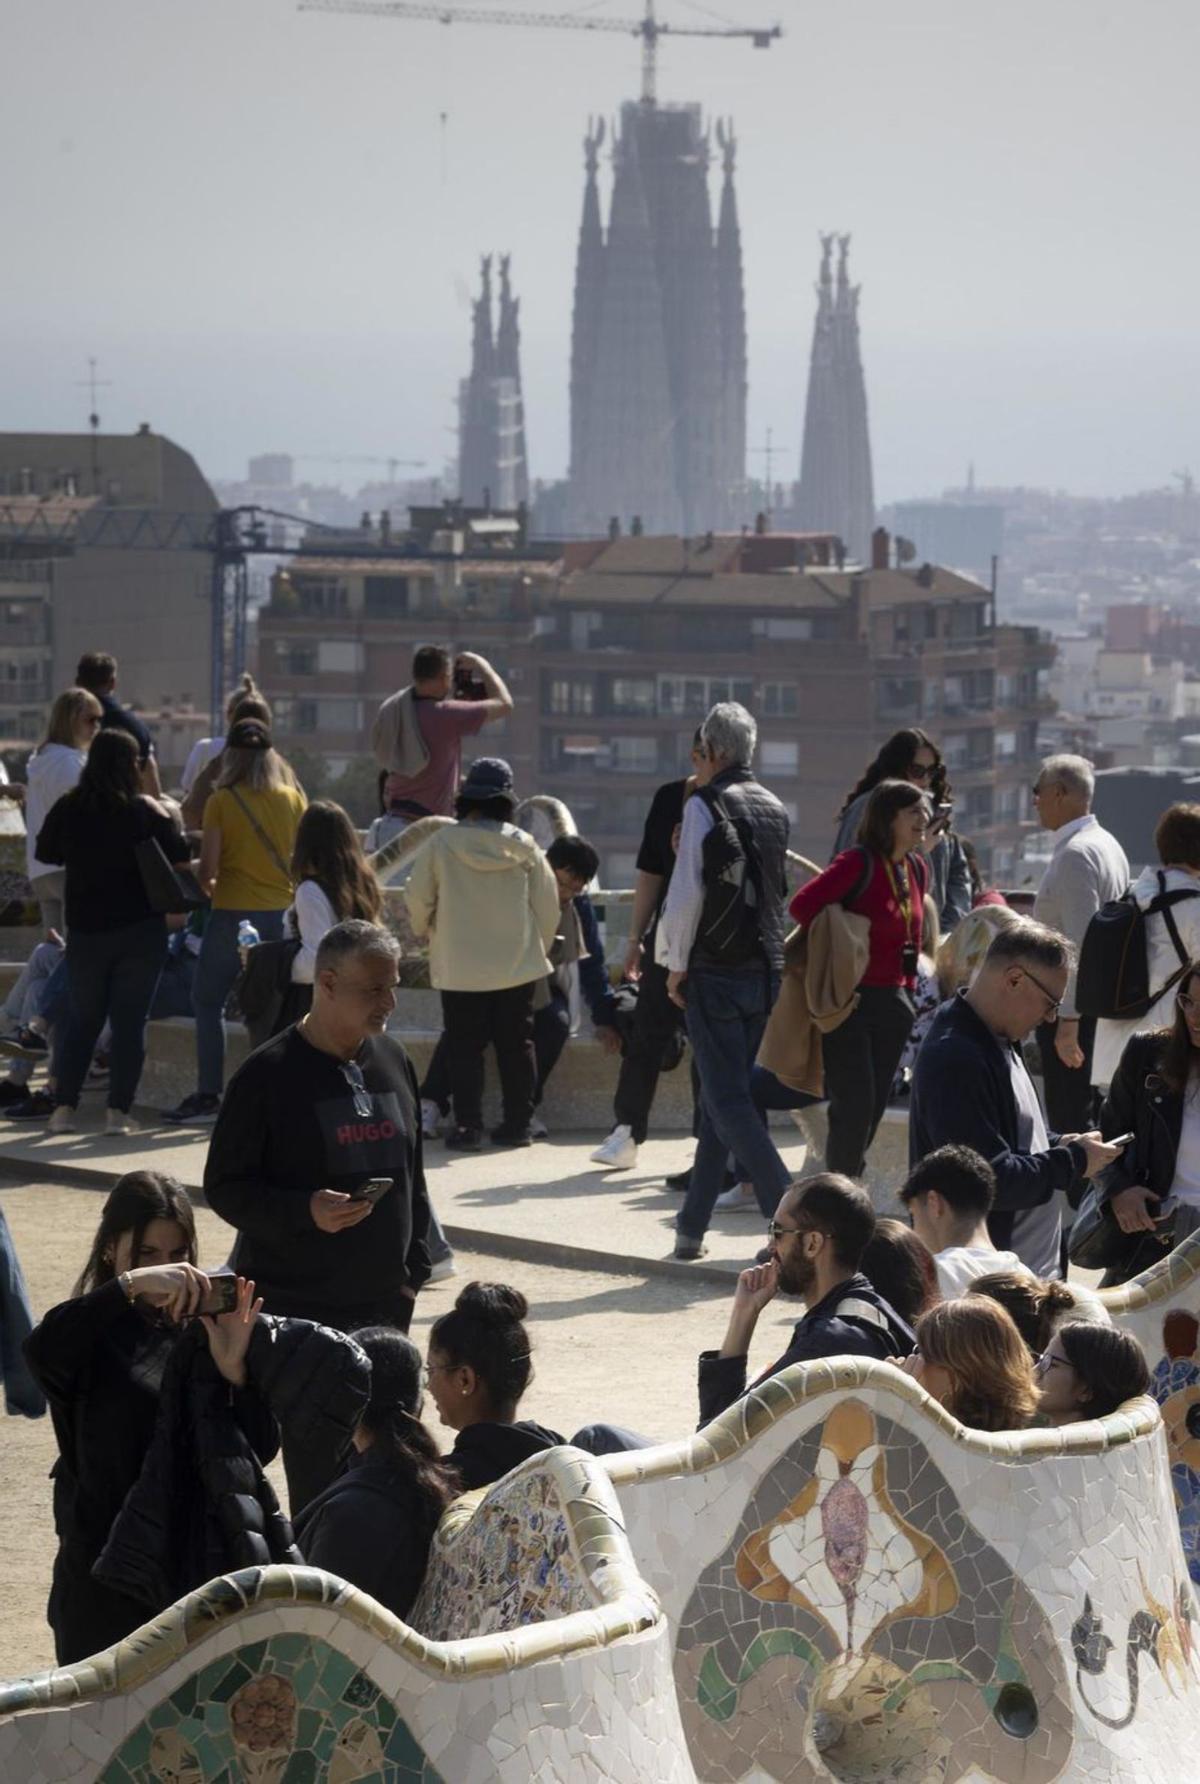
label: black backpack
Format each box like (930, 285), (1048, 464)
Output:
(1075, 872), (1199, 1020)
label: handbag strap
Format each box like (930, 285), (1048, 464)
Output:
(228, 786), (292, 885)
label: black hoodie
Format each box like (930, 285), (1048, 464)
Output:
(697, 1273), (916, 1427)
(447, 1418), (564, 1491)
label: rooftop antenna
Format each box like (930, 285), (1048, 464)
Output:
(750, 427), (776, 522)
(75, 356), (112, 495)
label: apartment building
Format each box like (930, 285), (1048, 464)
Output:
(259, 514), (1053, 879)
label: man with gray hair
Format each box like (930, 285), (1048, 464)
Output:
(661, 702), (792, 1259)
(205, 919), (432, 1335)
(910, 919), (1125, 1275)
(1031, 753), (1129, 1134)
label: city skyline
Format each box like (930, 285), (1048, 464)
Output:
(4, 0), (1199, 505)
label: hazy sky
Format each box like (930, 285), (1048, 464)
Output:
(5, 0), (1198, 503)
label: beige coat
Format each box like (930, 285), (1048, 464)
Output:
(405, 818), (560, 992)
(757, 904), (871, 1097)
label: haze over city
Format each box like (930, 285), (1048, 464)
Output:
(5, 0), (1198, 500)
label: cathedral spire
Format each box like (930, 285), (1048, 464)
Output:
(569, 118), (607, 502)
(796, 233), (875, 561)
(496, 254), (530, 507)
(715, 117), (747, 525)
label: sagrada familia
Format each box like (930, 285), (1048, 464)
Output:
(456, 104), (875, 559)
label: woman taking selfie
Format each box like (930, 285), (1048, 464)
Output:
(23, 1170), (267, 1664)
(294, 1328), (457, 1618)
(789, 779), (931, 1177)
(1091, 959), (1200, 1282)
(833, 727), (971, 932)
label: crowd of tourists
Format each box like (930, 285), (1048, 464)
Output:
(2, 639), (1195, 1666)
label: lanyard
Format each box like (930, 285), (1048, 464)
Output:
(883, 855), (914, 938)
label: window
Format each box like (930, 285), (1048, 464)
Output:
(548, 678), (594, 716)
(276, 641), (317, 676)
(609, 736), (658, 773)
(364, 576), (408, 617)
(876, 677), (921, 721)
(942, 733), (968, 770)
(317, 640), (364, 675)
(658, 674), (753, 715)
(995, 728), (1018, 760)
(761, 682), (798, 718)
(315, 698), (363, 732)
(296, 578), (348, 617)
(569, 611), (601, 651)
(761, 739), (799, 775)
(751, 617), (811, 641)
(609, 677), (657, 716)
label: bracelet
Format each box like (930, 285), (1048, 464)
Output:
(118, 1271), (135, 1303)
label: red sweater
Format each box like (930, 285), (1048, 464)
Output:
(789, 848), (929, 990)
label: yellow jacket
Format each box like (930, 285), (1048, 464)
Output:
(405, 819), (560, 992)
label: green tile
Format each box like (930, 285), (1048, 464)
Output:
(343, 1669), (379, 1709)
(209, 1660), (251, 1703)
(282, 1752), (319, 1784)
(238, 1640), (268, 1674)
(267, 1633), (309, 1664)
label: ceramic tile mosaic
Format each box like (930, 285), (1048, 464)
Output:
(1102, 1229), (1200, 1586)
(0, 1449), (682, 1784)
(603, 1355), (1200, 1782)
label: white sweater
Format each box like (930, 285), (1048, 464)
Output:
(286, 879), (338, 984)
(24, 744), (87, 880)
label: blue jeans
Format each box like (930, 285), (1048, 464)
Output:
(677, 965), (792, 1244)
(57, 917), (168, 1112)
(194, 908), (285, 1097)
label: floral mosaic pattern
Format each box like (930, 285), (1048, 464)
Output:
(674, 1400), (1074, 1784)
(1149, 1309), (1200, 1585)
(1071, 1567), (1199, 1730)
(411, 1464), (582, 1642)
(97, 1634), (441, 1784)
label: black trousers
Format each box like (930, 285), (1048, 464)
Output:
(821, 985), (914, 1178)
(612, 960), (685, 1144)
(422, 988), (569, 1114)
(441, 982), (537, 1132)
(1037, 1016), (1098, 1137)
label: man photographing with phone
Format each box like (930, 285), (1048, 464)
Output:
(205, 920), (431, 1333)
(369, 644), (513, 824)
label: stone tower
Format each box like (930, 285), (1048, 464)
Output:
(796, 234), (875, 561)
(567, 101), (747, 537)
(457, 254), (529, 511)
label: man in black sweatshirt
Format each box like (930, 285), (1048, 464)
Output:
(697, 1173), (916, 1426)
(205, 920), (431, 1333)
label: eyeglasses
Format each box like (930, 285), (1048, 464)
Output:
(767, 1218), (819, 1241)
(1017, 964), (1062, 1020)
(339, 1060), (373, 1120)
(421, 1362), (455, 1386)
(908, 762), (936, 782)
(1034, 1351), (1070, 1378)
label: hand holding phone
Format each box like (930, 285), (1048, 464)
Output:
(350, 1176), (393, 1206)
(198, 1275), (241, 1317)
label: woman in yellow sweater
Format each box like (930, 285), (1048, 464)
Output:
(165, 718), (305, 1124)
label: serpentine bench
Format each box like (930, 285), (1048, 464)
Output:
(601, 1358), (1196, 1784)
(0, 1448), (685, 1783)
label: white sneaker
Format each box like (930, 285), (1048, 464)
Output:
(427, 1256), (457, 1283)
(530, 1115), (548, 1140)
(714, 1180), (760, 1212)
(105, 1111), (141, 1136)
(589, 1125), (638, 1169)
(420, 1099), (443, 1141)
(47, 1105), (76, 1135)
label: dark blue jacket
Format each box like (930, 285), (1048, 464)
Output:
(574, 894), (618, 1029)
(697, 1275), (916, 1427)
(910, 992), (1085, 1241)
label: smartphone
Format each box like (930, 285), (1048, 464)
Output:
(350, 1177), (393, 1205)
(1109, 1132), (1136, 1148)
(453, 662), (487, 701)
(199, 1276), (240, 1317)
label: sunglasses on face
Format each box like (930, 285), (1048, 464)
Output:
(908, 762), (936, 782)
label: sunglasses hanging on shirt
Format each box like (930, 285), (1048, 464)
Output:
(339, 1060), (374, 1120)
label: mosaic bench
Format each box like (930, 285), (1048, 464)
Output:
(1101, 1228), (1200, 1591)
(601, 1357), (1197, 1784)
(0, 1448), (688, 1784)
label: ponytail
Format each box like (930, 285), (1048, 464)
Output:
(352, 1328), (457, 1522)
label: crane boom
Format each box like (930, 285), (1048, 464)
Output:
(299, 0), (781, 104)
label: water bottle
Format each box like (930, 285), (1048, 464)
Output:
(237, 919), (260, 969)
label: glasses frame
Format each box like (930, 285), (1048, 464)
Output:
(1017, 963), (1062, 1020)
(339, 1060), (374, 1120)
(907, 761), (936, 782)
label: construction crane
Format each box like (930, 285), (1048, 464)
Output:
(300, 0), (782, 106)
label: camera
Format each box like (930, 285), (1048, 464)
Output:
(453, 657), (487, 701)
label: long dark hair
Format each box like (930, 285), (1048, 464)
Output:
(861, 1218), (941, 1326)
(351, 1328), (458, 1516)
(1158, 961), (1200, 1095)
(290, 801), (383, 923)
(1057, 1322), (1150, 1417)
(73, 1170), (197, 1296)
(429, 1282), (532, 1418)
(71, 726), (141, 812)
(838, 727), (950, 817)
(857, 779), (929, 857)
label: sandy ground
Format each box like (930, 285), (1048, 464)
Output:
(0, 1177), (804, 1683)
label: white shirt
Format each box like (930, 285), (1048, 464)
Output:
(934, 1246), (1031, 1298)
(24, 744), (87, 880)
(660, 795), (714, 972)
(286, 879), (338, 984)
(1169, 1086), (1200, 1210)
(1033, 813), (1129, 1017)
(996, 1030), (1065, 1278)
(180, 736), (224, 795)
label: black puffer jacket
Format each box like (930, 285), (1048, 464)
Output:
(246, 1315), (371, 1514)
(92, 1323), (296, 1612)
